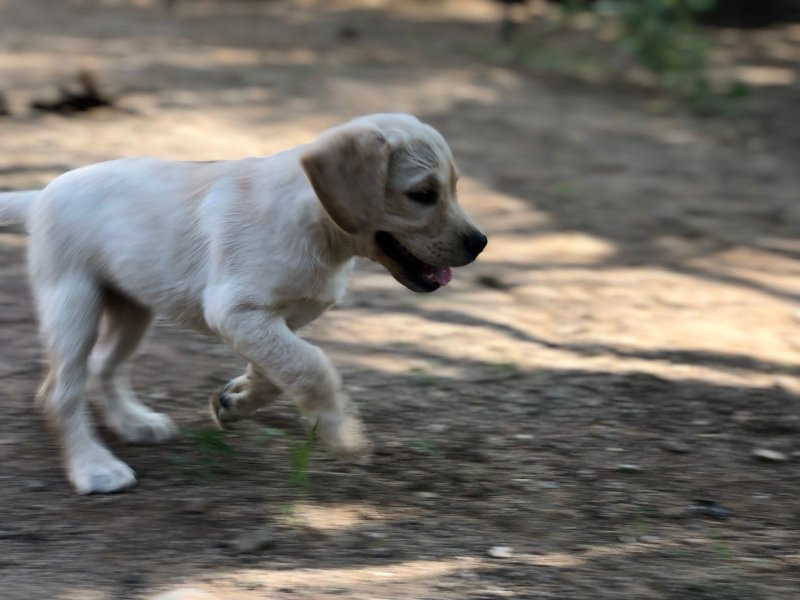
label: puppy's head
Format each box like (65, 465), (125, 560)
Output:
(301, 114), (487, 293)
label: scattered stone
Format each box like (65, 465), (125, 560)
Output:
(487, 545), (514, 559)
(182, 497), (211, 514)
(337, 25), (361, 41)
(639, 535), (661, 544)
(230, 528), (275, 554)
(476, 274), (513, 290)
(751, 448), (788, 463)
(539, 481), (559, 489)
(616, 463), (643, 473)
(661, 506), (690, 520)
(478, 589), (514, 598)
(414, 491), (439, 500)
(692, 500), (730, 520)
(0, 92), (10, 117)
(514, 434), (533, 441)
(662, 440), (691, 454)
(30, 70), (113, 115)
(22, 479), (47, 492)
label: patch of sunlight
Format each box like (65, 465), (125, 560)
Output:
(152, 538), (693, 598)
(283, 502), (390, 533)
(0, 233), (26, 248)
(321, 0), (499, 23)
(0, 233), (27, 248)
(226, 556), (478, 588)
(163, 47), (318, 69)
(339, 351), (465, 379)
(735, 65), (796, 87)
(456, 176), (540, 215)
(325, 67), (521, 118)
(687, 251), (800, 297)
(481, 231), (615, 266)
(518, 539), (682, 569)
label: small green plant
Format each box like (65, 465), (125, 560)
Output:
(409, 366), (442, 387)
(288, 424), (317, 493)
(178, 428), (236, 481)
(487, 361), (521, 374)
(707, 525), (734, 561)
(277, 424), (318, 526)
(410, 438), (438, 455)
(597, 0), (718, 103)
(556, 0), (748, 110)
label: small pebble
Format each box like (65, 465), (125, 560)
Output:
(476, 274), (512, 290)
(487, 545), (513, 559)
(751, 448), (788, 463)
(692, 500), (730, 520)
(616, 463), (643, 473)
(182, 498), (210, 514)
(415, 491), (439, 499)
(22, 480), (47, 492)
(662, 440), (691, 454)
(230, 528), (275, 554)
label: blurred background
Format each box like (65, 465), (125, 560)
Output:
(1, 1), (799, 599)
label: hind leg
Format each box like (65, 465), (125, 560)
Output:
(89, 291), (176, 444)
(36, 275), (136, 494)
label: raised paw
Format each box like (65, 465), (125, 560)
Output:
(210, 375), (270, 429)
(105, 403), (177, 445)
(68, 446), (136, 494)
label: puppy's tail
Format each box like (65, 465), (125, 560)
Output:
(0, 190), (40, 228)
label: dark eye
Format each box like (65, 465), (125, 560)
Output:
(406, 188), (439, 205)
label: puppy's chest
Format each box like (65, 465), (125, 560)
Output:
(279, 297), (336, 330)
(274, 261), (352, 330)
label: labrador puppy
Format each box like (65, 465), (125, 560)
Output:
(0, 113), (487, 494)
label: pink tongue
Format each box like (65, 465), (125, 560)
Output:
(423, 265), (453, 286)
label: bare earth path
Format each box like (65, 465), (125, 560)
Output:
(1, 1), (799, 598)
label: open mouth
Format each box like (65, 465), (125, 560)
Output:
(374, 231), (453, 293)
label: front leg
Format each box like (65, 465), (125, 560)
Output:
(215, 309), (369, 457)
(210, 363), (281, 428)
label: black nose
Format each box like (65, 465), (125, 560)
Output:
(463, 230), (488, 259)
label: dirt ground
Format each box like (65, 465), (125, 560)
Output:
(1, 1), (799, 598)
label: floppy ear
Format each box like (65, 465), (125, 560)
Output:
(300, 125), (390, 235)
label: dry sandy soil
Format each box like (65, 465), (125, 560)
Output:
(1, 1), (799, 598)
